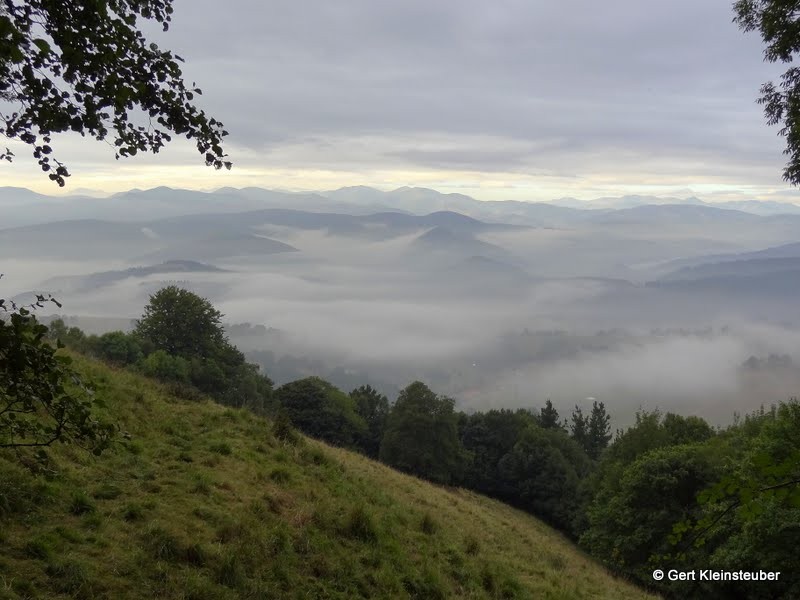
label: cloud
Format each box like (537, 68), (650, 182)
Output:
(3, 0), (793, 198)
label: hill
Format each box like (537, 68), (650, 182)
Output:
(0, 355), (653, 600)
(658, 257), (800, 283)
(657, 240), (800, 274)
(41, 261), (228, 293)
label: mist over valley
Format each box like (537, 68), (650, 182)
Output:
(4, 185), (799, 427)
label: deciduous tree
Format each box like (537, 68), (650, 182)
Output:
(0, 0), (229, 185)
(735, 0), (800, 183)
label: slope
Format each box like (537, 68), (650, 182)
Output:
(0, 355), (655, 600)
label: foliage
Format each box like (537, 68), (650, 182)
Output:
(498, 424), (590, 532)
(134, 286), (272, 410)
(95, 330), (144, 365)
(539, 399), (563, 429)
(0, 0), (229, 186)
(662, 402), (800, 598)
(139, 349), (190, 382)
(458, 409), (534, 499)
(379, 381), (463, 484)
(274, 377), (366, 448)
(0, 305), (114, 459)
(735, 0), (800, 184)
(586, 401), (612, 459)
(349, 384), (389, 458)
(570, 405), (588, 451)
(576, 402), (800, 598)
(581, 444), (718, 585)
(135, 286), (228, 358)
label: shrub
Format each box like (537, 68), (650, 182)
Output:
(1, 307), (115, 461)
(139, 350), (190, 382)
(95, 331), (143, 365)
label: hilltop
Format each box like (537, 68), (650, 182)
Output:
(0, 354), (653, 600)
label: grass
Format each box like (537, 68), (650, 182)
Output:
(0, 353), (657, 599)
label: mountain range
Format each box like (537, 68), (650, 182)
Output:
(5, 185), (800, 230)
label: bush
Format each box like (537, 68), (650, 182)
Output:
(95, 331), (143, 365)
(138, 350), (190, 382)
(1, 307), (114, 461)
(274, 377), (366, 448)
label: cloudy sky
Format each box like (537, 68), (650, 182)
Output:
(2, 0), (796, 201)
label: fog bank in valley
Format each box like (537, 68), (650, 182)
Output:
(3, 186), (800, 427)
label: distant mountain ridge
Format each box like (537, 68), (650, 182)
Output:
(42, 260), (228, 293)
(5, 185), (800, 231)
(657, 240), (800, 274)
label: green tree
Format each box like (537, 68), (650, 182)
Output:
(134, 287), (272, 408)
(275, 377), (365, 448)
(458, 409), (535, 498)
(580, 444), (718, 588)
(0, 0), (229, 186)
(379, 381), (463, 484)
(586, 401), (611, 459)
(0, 302), (114, 459)
(95, 330), (143, 365)
(350, 385), (389, 458)
(735, 0), (800, 184)
(498, 424), (590, 532)
(135, 286), (227, 358)
(570, 405), (588, 451)
(662, 413), (714, 446)
(539, 399), (562, 429)
(139, 349), (189, 382)
(671, 402), (800, 590)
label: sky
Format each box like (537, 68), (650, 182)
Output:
(2, 0), (797, 202)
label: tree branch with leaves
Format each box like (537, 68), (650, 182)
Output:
(0, 0), (230, 186)
(0, 284), (115, 462)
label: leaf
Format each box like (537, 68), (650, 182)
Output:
(33, 38), (51, 54)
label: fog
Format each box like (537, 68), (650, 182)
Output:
(3, 186), (800, 428)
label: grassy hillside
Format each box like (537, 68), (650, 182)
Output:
(0, 355), (655, 600)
